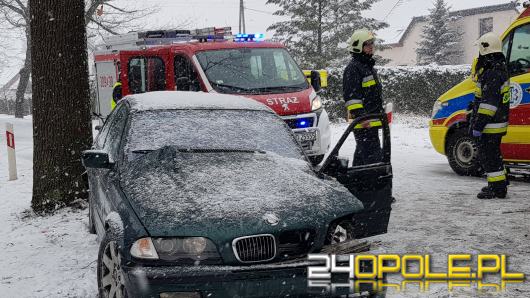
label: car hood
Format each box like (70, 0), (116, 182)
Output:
(120, 147), (363, 240)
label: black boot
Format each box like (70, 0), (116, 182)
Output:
(477, 187), (507, 199)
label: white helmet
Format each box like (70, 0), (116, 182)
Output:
(347, 29), (375, 53)
(477, 32), (502, 56)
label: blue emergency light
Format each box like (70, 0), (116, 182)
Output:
(296, 118), (311, 129)
(234, 33), (265, 42)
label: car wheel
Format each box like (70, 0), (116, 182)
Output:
(447, 129), (483, 177)
(88, 198), (96, 234)
(98, 232), (128, 298)
(309, 154), (325, 166)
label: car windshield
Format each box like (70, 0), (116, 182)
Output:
(126, 109), (304, 160)
(195, 48), (308, 95)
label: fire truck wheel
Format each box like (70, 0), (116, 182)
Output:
(447, 129), (483, 177)
(309, 155), (325, 166)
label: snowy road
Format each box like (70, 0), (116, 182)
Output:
(0, 114), (528, 297)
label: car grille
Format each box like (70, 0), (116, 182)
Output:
(233, 234), (276, 263)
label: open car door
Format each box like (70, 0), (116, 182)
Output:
(318, 113), (393, 239)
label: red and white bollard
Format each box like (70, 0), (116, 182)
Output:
(6, 123), (17, 181)
(385, 102), (393, 125)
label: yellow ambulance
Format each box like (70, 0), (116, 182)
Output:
(430, 6), (530, 176)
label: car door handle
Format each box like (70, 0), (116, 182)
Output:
(377, 174), (393, 181)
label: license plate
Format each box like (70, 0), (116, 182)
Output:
(296, 131), (317, 142)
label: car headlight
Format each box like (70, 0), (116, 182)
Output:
(311, 95), (323, 111)
(130, 237), (159, 260)
(152, 237), (221, 263)
(431, 100), (448, 118)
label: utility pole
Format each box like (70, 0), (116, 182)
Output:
(239, 0), (246, 33)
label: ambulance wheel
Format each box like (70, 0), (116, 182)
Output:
(309, 155), (325, 166)
(447, 129), (483, 177)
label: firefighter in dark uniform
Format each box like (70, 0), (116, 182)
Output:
(469, 32), (510, 199)
(343, 29), (384, 166)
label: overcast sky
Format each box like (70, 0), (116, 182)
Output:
(0, 0), (523, 84)
(149, 0), (518, 42)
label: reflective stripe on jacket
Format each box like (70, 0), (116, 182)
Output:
(471, 53), (510, 135)
(343, 53), (383, 120)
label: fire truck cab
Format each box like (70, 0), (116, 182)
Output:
(430, 5), (530, 176)
(93, 28), (331, 164)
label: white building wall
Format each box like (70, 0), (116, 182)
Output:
(379, 10), (518, 66)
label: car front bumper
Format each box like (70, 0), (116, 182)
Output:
(283, 110), (331, 157)
(122, 261), (318, 298)
(429, 123), (449, 156)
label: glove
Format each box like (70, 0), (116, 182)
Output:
(472, 130), (482, 137)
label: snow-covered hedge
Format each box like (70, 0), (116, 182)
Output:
(321, 64), (471, 120)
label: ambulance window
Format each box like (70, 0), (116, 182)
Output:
(174, 55), (200, 91)
(128, 57), (166, 94)
(507, 24), (530, 76)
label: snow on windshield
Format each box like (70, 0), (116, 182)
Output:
(196, 48), (308, 94)
(126, 109), (303, 159)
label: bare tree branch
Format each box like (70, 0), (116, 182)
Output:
(0, 0), (25, 17)
(87, 16), (119, 35)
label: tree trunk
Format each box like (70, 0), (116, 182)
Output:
(30, 0), (93, 213)
(14, 34), (32, 119)
(317, 0), (323, 69)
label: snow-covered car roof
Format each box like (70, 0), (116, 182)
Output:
(124, 91), (272, 112)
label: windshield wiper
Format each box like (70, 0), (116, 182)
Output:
(211, 82), (252, 92)
(256, 85), (305, 92)
(131, 149), (153, 154)
(132, 148), (265, 154)
(176, 148), (266, 154)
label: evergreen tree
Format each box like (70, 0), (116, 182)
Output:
(266, 0), (387, 69)
(416, 0), (463, 65)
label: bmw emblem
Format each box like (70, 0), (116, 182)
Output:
(263, 213), (280, 226)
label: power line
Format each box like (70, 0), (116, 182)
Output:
(383, 0), (404, 21)
(244, 6), (275, 15)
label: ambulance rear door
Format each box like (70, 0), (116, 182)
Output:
(502, 21), (530, 162)
(94, 53), (120, 118)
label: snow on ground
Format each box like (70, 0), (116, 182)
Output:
(0, 115), (98, 297)
(0, 113), (529, 297)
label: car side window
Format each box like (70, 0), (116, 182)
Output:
(95, 108), (120, 148)
(507, 24), (530, 76)
(105, 106), (128, 161)
(174, 55), (201, 91)
(128, 57), (166, 94)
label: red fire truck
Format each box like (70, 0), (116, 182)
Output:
(93, 28), (331, 164)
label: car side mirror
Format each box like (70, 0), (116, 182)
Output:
(176, 76), (191, 91)
(82, 150), (114, 169)
(95, 125), (102, 131)
(310, 70), (322, 93)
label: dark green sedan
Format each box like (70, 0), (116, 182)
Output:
(83, 91), (392, 298)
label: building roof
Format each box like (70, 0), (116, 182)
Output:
(386, 2), (518, 47)
(0, 73), (32, 94)
(126, 91), (272, 112)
